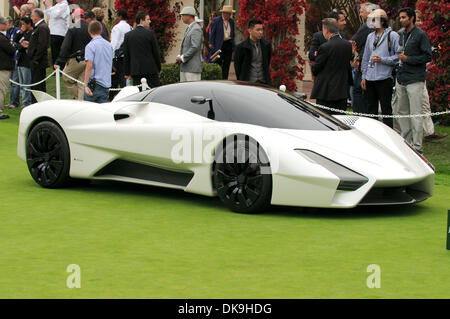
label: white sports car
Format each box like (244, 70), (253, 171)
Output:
(18, 81), (434, 212)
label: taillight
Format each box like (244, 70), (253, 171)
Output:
(404, 141), (435, 171)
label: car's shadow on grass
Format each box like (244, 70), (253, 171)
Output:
(64, 179), (426, 220)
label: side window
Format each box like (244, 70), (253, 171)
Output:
(145, 85), (229, 121)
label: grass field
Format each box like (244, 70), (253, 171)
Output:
(0, 82), (449, 298)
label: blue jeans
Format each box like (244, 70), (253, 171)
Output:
(352, 70), (368, 114)
(10, 67), (20, 107)
(17, 66), (32, 107)
(84, 83), (109, 103)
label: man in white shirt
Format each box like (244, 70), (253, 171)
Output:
(110, 9), (132, 100)
(44, 0), (70, 68)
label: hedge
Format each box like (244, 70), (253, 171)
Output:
(160, 63), (222, 85)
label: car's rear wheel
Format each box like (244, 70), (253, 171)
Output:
(26, 121), (71, 188)
(213, 135), (272, 213)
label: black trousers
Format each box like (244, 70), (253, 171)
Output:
(51, 35), (65, 68)
(109, 58), (126, 101)
(30, 63), (47, 104)
(366, 78), (393, 128)
(132, 74), (160, 90)
(218, 40), (233, 80)
(316, 99), (347, 115)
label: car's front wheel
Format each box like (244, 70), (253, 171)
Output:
(26, 121), (71, 188)
(213, 135), (272, 213)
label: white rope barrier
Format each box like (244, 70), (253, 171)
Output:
(8, 70), (57, 87)
(7, 72), (449, 118)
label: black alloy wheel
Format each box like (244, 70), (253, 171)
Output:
(213, 135), (272, 213)
(26, 121), (71, 188)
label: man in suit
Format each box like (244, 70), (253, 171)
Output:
(308, 10), (348, 62)
(123, 11), (161, 88)
(310, 18), (353, 114)
(0, 16), (16, 119)
(22, 8), (50, 104)
(234, 19), (272, 85)
(209, 5), (235, 80)
(176, 6), (203, 82)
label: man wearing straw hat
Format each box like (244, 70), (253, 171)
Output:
(209, 5), (235, 80)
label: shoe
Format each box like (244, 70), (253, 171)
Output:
(7, 104), (18, 109)
(0, 114), (10, 120)
(424, 133), (448, 141)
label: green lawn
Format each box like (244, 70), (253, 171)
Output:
(0, 80), (449, 298)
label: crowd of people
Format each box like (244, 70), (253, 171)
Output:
(308, 3), (446, 154)
(0, 3), (272, 118)
(0, 2), (445, 153)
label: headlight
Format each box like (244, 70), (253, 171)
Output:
(295, 149), (368, 191)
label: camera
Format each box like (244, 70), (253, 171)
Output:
(70, 50), (84, 63)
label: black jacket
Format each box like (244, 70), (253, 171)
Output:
(397, 26), (432, 85)
(27, 20), (50, 67)
(351, 22), (374, 59)
(123, 26), (161, 76)
(308, 30), (347, 61)
(14, 30), (32, 68)
(0, 32), (15, 71)
(310, 35), (353, 101)
(234, 37), (272, 85)
(56, 20), (91, 64)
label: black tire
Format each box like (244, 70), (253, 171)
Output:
(213, 135), (272, 213)
(26, 121), (71, 188)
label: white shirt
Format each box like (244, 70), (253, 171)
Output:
(44, 0), (70, 37)
(111, 20), (133, 52)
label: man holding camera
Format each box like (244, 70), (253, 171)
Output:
(55, 8), (91, 100)
(83, 20), (113, 103)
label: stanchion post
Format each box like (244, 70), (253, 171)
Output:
(140, 78), (149, 91)
(55, 66), (61, 100)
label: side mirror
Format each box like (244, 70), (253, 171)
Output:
(190, 96), (215, 120)
(191, 96), (210, 104)
(294, 92), (307, 100)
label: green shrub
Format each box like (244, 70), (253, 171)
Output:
(160, 63), (222, 85)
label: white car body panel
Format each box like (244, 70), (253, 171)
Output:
(18, 91), (434, 209)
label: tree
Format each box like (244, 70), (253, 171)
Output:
(417, 0), (450, 124)
(238, 0), (307, 91)
(114, 0), (181, 62)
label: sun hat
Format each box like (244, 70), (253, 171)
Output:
(220, 5), (236, 13)
(368, 9), (388, 20)
(180, 7), (196, 16)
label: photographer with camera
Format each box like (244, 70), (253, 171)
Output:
(83, 20), (113, 103)
(55, 8), (91, 100)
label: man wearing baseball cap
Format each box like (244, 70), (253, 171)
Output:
(176, 6), (203, 82)
(0, 17), (16, 119)
(55, 8), (91, 100)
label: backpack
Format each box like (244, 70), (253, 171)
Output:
(387, 30), (398, 83)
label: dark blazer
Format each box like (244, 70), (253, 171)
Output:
(0, 32), (15, 71)
(308, 30), (347, 61)
(123, 26), (161, 76)
(56, 20), (91, 65)
(234, 37), (272, 85)
(27, 20), (50, 67)
(310, 35), (353, 101)
(209, 16), (235, 53)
